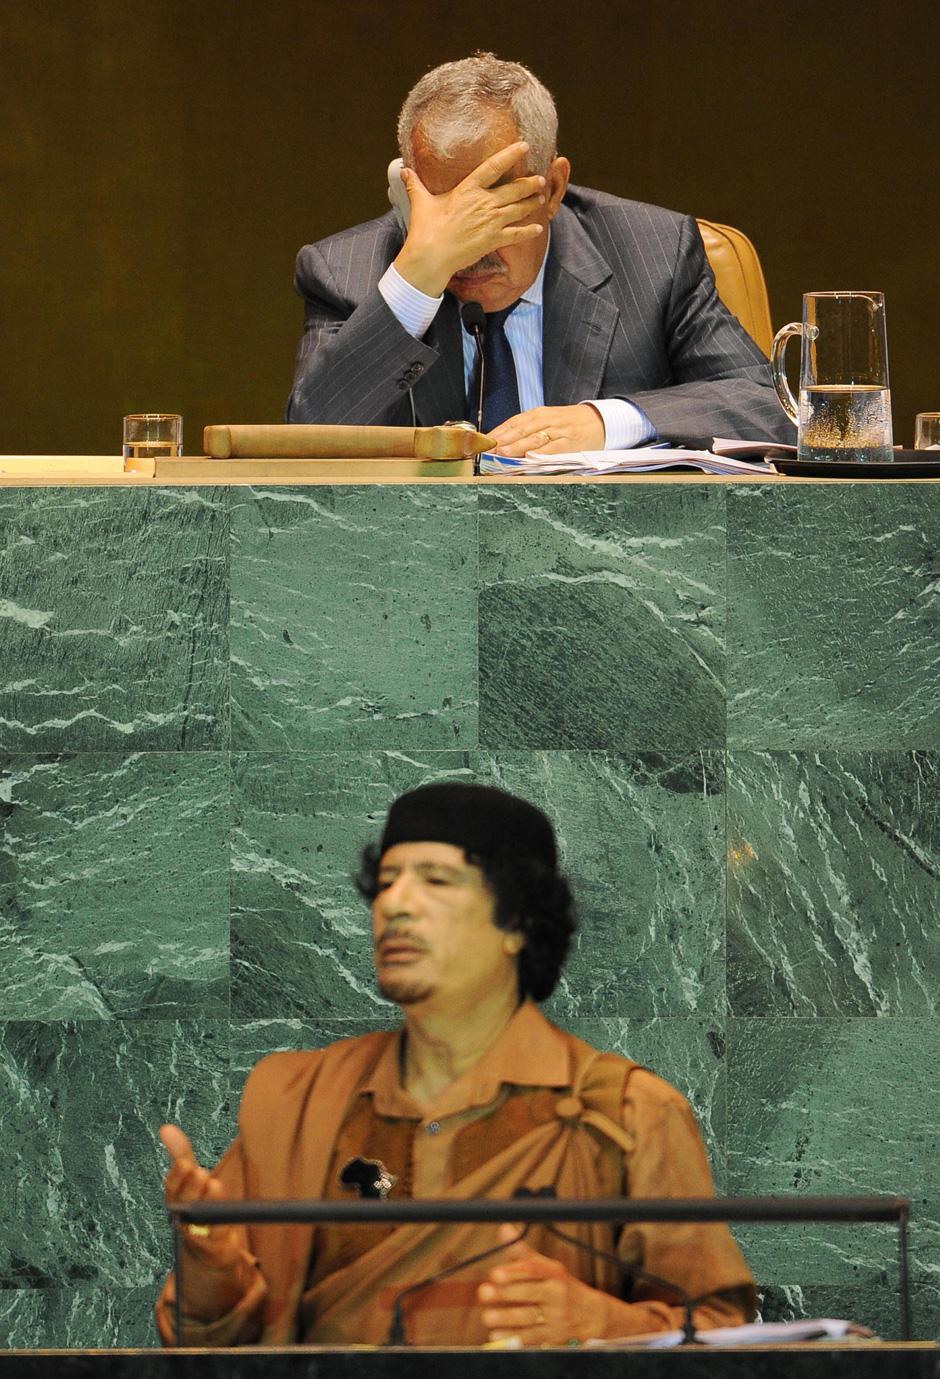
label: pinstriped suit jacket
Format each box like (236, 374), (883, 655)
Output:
(286, 185), (795, 449)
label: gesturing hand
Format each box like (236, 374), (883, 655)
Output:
(394, 141), (546, 298)
(488, 404), (606, 458)
(160, 1123), (243, 1268)
(477, 1224), (612, 1345)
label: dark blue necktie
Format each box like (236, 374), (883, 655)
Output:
(468, 302), (521, 432)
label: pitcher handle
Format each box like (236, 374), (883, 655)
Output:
(771, 322), (803, 425)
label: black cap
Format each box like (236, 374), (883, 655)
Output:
(379, 782), (557, 869)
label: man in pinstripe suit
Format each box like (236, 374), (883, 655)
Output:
(287, 54), (794, 453)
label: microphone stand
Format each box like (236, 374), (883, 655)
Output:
(459, 301), (486, 474)
(517, 1186), (698, 1344)
(388, 1224), (529, 1346)
(543, 1220), (698, 1345)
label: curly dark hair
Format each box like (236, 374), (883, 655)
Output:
(355, 844), (577, 1002)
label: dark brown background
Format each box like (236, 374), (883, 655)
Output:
(2, 0), (937, 455)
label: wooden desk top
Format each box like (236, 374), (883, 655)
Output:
(2, 456), (939, 487)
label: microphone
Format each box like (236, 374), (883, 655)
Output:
(387, 1222), (528, 1345)
(386, 1186), (699, 1346)
(459, 301), (486, 437)
(515, 1187), (699, 1345)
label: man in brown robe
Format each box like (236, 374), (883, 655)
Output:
(157, 783), (754, 1347)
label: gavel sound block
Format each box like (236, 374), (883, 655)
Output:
(203, 424), (491, 460)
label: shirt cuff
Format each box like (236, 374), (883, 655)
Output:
(582, 397), (659, 450)
(378, 263), (443, 340)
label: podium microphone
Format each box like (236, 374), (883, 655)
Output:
(516, 1187), (699, 1346)
(460, 301), (486, 435)
(387, 1186), (699, 1346)
(387, 1222), (528, 1345)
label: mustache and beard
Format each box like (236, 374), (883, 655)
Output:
(374, 931), (435, 1006)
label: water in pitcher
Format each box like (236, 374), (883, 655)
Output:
(798, 384), (893, 462)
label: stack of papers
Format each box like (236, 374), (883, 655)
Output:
(478, 438), (795, 477)
(587, 1318), (872, 1349)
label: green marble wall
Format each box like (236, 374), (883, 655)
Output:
(1, 481), (938, 1347)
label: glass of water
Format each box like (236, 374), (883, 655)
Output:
(914, 413), (940, 449)
(123, 413), (183, 461)
(771, 293), (892, 462)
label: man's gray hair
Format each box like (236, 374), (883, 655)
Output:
(397, 53), (558, 174)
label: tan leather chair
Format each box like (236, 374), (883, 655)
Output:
(697, 218), (773, 356)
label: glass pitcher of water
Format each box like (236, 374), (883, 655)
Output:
(771, 292), (893, 462)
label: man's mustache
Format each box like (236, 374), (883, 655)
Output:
(375, 928), (429, 954)
(454, 254), (508, 278)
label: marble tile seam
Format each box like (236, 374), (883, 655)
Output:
(5, 740), (936, 758)
(726, 1015), (940, 1026)
(0, 1016), (234, 1029)
(7, 1014), (938, 1029)
(0, 748), (231, 757)
(728, 737), (940, 752)
(3, 740), (936, 757)
(473, 486), (481, 748)
(4, 1013), (867, 1026)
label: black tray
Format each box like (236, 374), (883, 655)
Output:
(774, 450), (940, 478)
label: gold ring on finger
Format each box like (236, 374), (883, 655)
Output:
(539, 430), (551, 446)
(535, 1304), (547, 1326)
(185, 1223), (211, 1238)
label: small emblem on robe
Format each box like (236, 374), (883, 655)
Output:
(339, 1155), (398, 1199)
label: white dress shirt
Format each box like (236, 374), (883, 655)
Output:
(378, 238), (657, 449)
